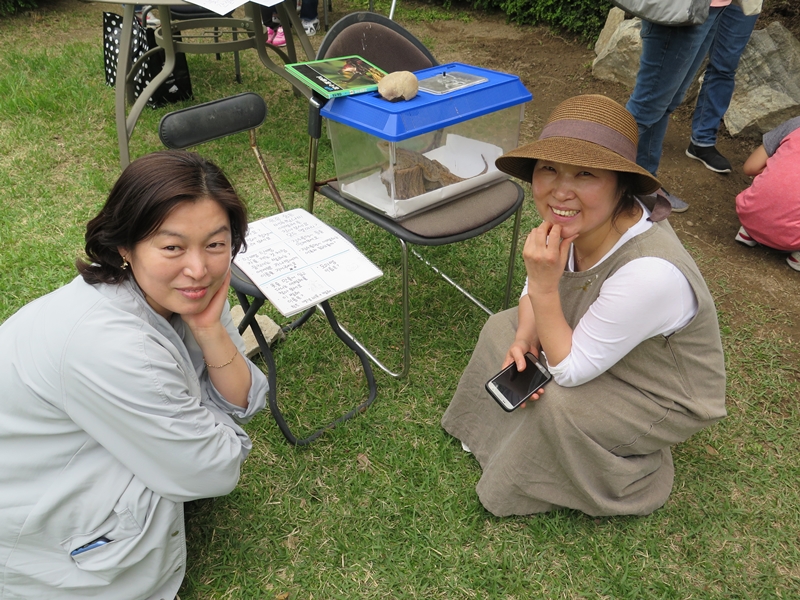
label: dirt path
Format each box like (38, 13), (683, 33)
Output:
(405, 8), (800, 347)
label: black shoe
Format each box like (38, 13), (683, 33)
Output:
(686, 143), (732, 173)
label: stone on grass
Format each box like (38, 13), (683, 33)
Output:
(230, 304), (285, 358)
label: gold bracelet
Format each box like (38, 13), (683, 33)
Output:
(204, 349), (239, 369)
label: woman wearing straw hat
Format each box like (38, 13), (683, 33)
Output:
(441, 95), (726, 517)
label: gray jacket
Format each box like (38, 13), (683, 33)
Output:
(0, 277), (268, 599)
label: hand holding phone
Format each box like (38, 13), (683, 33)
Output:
(485, 352), (552, 412)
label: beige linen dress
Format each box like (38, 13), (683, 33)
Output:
(441, 219), (726, 517)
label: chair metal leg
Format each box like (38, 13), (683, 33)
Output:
(232, 28), (242, 83)
(305, 209), (519, 379)
(409, 249), (492, 316)
(399, 238), (411, 377)
(326, 238), (410, 379)
(249, 130), (285, 213)
(234, 290), (378, 445)
(503, 203), (524, 309)
(307, 136), (319, 213)
(306, 94), (325, 214)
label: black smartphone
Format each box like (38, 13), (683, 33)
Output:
(485, 352), (552, 412)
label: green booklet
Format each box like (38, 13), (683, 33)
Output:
(285, 55), (387, 99)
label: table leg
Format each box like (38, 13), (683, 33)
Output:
(249, 1), (314, 100)
(114, 3), (137, 167)
(115, 5), (180, 168)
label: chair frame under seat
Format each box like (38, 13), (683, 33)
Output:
(316, 181), (525, 379)
(158, 92), (378, 445)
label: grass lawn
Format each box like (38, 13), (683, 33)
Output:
(1, 0), (798, 598)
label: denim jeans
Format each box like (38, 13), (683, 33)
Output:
(691, 5), (759, 147)
(626, 6), (725, 176)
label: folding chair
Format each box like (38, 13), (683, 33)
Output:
(306, 13), (525, 378)
(158, 92), (377, 445)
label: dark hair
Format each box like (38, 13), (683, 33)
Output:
(612, 171), (639, 225)
(77, 150), (248, 284)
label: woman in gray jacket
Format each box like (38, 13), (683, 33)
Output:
(0, 151), (268, 599)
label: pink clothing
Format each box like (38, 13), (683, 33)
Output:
(710, 0), (732, 7)
(736, 129), (800, 251)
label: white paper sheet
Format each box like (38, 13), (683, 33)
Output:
(185, 0), (282, 17)
(234, 209), (382, 317)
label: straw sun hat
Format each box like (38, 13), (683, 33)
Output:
(496, 94), (662, 196)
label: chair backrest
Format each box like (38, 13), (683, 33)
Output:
(316, 12), (438, 72)
(159, 92), (266, 149)
(159, 92), (285, 213)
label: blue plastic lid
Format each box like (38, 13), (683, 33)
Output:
(320, 62), (533, 142)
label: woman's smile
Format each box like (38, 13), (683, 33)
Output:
(550, 206), (580, 218)
(532, 160), (620, 244)
(177, 286), (209, 300)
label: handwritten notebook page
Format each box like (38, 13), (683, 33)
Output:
(234, 209), (382, 317)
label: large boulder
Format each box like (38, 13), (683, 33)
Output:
(592, 10), (642, 88)
(594, 7), (627, 56)
(724, 21), (800, 138)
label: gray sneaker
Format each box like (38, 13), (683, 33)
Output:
(658, 188), (689, 213)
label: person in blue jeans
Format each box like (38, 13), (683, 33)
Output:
(626, 2), (730, 212)
(261, 0), (320, 48)
(686, 4), (759, 174)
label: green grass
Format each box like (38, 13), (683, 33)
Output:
(1, 1), (799, 598)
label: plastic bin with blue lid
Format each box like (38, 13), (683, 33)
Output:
(320, 62), (533, 220)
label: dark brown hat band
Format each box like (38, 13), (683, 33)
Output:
(539, 119), (637, 162)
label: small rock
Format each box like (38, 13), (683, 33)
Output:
(230, 304), (284, 358)
(378, 71), (419, 102)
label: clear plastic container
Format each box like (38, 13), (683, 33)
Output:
(321, 63), (532, 220)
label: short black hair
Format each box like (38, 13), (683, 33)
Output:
(77, 150), (248, 284)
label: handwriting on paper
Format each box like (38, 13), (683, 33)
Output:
(234, 209), (382, 317)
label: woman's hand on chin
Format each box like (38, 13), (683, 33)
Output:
(523, 221), (576, 295)
(182, 268), (231, 339)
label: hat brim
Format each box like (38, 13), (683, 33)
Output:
(496, 137), (661, 196)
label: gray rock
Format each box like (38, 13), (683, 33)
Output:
(592, 15), (642, 89)
(230, 304), (285, 358)
(595, 7), (627, 56)
(725, 21), (800, 138)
